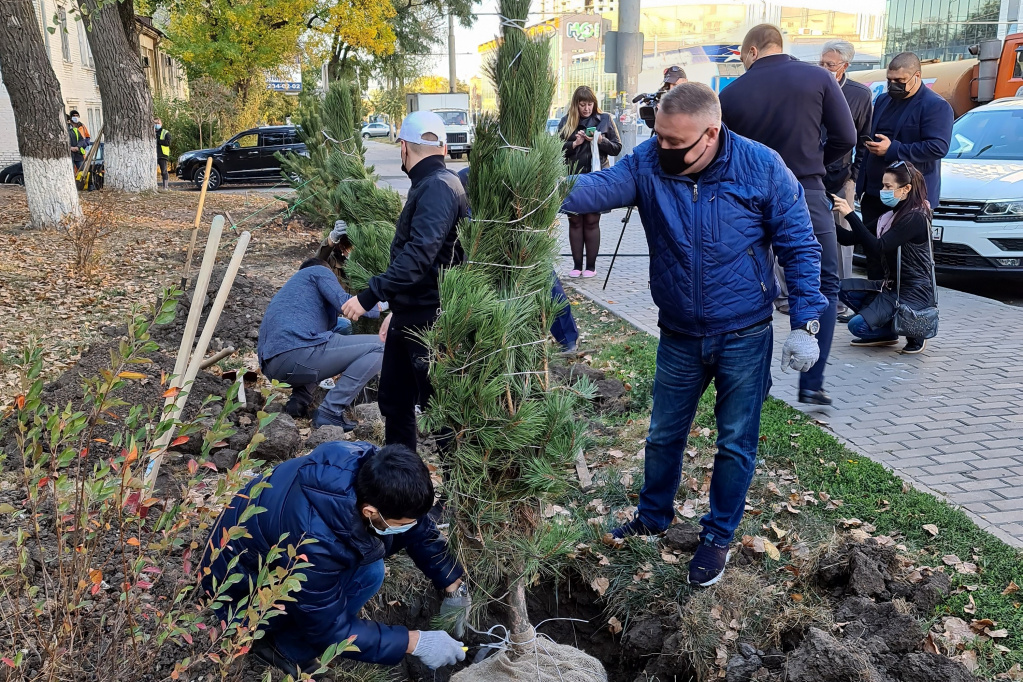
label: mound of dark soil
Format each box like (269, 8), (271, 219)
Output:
(151, 268), (278, 354)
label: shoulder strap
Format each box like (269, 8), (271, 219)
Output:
(927, 222), (938, 305)
(896, 245), (902, 303)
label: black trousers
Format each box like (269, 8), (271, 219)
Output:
(378, 307), (437, 451)
(158, 158), (169, 187)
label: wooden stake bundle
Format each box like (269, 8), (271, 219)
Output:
(171, 215), (224, 391)
(145, 230), (251, 490)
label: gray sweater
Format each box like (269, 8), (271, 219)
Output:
(257, 266), (378, 363)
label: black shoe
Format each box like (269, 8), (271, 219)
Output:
(850, 336), (899, 347)
(608, 518), (660, 540)
(284, 397), (310, 419)
(798, 389), (832, 406)
(900, 338), (927, 354)
(311, 408), (356, 432)
(836, 311), (854, 323)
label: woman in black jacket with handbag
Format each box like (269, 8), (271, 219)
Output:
(832, 160), (936, 354)
(559, 85), (622, 278)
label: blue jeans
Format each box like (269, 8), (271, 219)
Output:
(550, 275), (579, 350)
(343, 559), (386, 620)
(637, 321), (773, 544)
(841, 288), (897, 340)
(333, 317), (354, 335)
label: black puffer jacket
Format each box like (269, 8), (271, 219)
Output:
(357, 155), (467, 313)
(559, 112), (622, 174)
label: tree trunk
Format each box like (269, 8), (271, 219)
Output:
(81, 0), (156, 192)
(508, 579), (533, 641)
(0, 0), (82, 227)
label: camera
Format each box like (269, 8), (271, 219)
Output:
(632, 90), (664, 130)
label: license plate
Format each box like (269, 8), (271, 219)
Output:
(931, 225), (943, 242)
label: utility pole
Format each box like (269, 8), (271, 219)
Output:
(616, 0), (641, 155)
(448, 8), (457, 93)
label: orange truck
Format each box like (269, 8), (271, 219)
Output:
(850, 34), (1023, 116)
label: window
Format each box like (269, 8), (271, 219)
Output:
(58, 7), (71, 62)
(1014, 46), (1023, 80)
(947, 109), (1023, 161)
(234, 133), (259, 148)
(76, 17), (93, 67)
(262, 132), (285, 146)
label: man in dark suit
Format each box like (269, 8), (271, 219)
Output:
(857, 51), (953, 228)
(720, 24), (856, 407)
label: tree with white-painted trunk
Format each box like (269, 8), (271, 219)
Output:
(79, 0), (157, 192)
(0, 0), (82, 228)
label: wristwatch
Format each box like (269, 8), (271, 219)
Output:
(447, 581), (470, 598)
(803, 320), (821, 335)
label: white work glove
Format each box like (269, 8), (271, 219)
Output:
(439, 589), (471, 638)
(412, 630), (466, 669)
(328, 220), (347, 245)
(781, 329), (820, 373)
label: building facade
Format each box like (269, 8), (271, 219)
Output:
(477, 0), (885, 118)
(883, 0), (1021, 63)
(0, 2), (186, 167)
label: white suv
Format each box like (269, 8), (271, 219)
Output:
(933, 98), (1023, 275)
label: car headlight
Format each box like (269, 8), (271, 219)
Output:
(980, 200), (1023, 221)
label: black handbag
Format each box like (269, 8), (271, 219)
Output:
(893, 240), (939, 340)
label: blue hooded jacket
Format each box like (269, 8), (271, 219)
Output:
(562, 128), (828, 335)
(199, 441), (463, 667)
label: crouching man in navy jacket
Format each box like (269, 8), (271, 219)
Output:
(200, 441), (468, 675)
(563, 84), (828, 587)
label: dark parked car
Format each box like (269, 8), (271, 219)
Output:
(1, 143), (104, 190)
(175, 126), (307, 190)
(0, 162), (24, 185)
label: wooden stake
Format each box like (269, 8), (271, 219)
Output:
(181, 156), (215, 289)
(198, 346), (236, 370)
(574, 448), (593, 492)
(146, 231), (251, 489)
(171, 215), (224, 392)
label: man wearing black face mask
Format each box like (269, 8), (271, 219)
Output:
(340, 111), (468, 450)
(857, 52), (952, 230)
(562, 84), (828, 588)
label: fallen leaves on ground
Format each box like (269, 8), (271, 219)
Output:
(0, 187), (316, 404)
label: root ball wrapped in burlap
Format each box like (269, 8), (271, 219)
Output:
(451, 639), (607, 682)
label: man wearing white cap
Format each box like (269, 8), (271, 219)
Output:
(341, 111), (468, 451)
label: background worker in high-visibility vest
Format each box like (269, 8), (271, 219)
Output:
(155, 117), (172, 190)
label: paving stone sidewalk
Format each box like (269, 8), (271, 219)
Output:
(558, 209), (1023, 548)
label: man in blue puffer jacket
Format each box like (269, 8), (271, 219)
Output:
(563, 83), (828, 587)
(199, 441), (468, 675)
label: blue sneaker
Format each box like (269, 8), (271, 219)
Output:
(608, 518), (660, 540)
(688, 540), (732, 587)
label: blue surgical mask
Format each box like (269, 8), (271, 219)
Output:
(370, 512), (416, 536)
(155, 124), (162, 131)
(880, 189), (901, 207)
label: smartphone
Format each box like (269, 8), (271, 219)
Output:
(586, 126), (597, 136)
(859, 134), (874, 145)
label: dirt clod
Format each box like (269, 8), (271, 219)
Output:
(835, 597), (922, 654)
(911, 571), (951, 615)
(622, 615), (664, 657)
(306, 425), (349, 449)
(254, 412), (301, 461)
(785, 627), (875, 682)
(899, 652), (979, 682)
(663, 523), (701, 553)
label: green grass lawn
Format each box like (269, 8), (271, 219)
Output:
(564, 291), (1023, 679)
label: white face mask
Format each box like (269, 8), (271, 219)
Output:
(71, 117), (79, 123)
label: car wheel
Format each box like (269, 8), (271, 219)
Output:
(12, 174), (24, 186)
(362, 133), (371, 140)
(450, 153), (463, 160)
(193, 166), (222, 191)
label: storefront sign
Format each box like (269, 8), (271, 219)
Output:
(567, 21), (600, 42)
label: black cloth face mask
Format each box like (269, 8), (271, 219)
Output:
(887, 76), (915, 100)
(657, 128), (709, 175)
